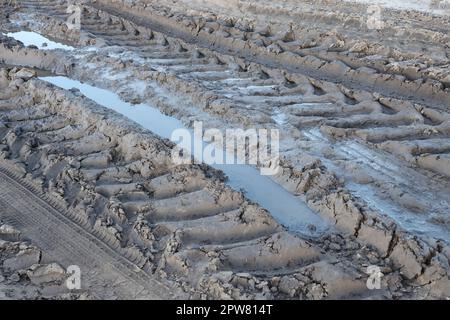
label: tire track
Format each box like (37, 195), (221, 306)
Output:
(2, 1), (450, 298)
(0, 165), (180, 300)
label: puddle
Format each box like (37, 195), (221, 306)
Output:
(344, 0), (450, 15)
(2, 31), (75, 50)
(346, 181), (449, 241)
(305, 128), (450, 242)
(272, 110), (287, 126)
(40, 76), (329, 238)
(292, 103), (333, 108)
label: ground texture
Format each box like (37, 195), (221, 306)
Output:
(0, 0), (449, 299)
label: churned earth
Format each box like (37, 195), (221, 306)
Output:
(0, 0), (449, 299)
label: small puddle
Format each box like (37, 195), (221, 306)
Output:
(2, 31), (75, 51)
(272, 110), (287, 126)
(343, 0), (450, 15)
(305, 128), (450, 242)
(40, 76), (329, 238)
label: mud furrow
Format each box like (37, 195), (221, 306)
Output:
(1, 0), (448, 245)
(0, 71), (396, 299)
(1, 0), (450, 299)
(84, 0), (450, 107)
(0, 166), (176, 299)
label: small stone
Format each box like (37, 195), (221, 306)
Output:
(26, 263), (66, 285)
(215, 271), (233, 283)
(256, 281), (268, 289)
(278, 276), (300, 297)
(266, 43), (283, 54)
(236, 272), (252, 278)
(308, 283), (326, 300)
(270, 276), (281, 287)
(329, 243), (341, 250)
(0, 224), (20, 241)
(3, 247), (41, 272)
(14, 68), (37, 81)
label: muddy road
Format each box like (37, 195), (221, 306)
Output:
(0, 0), (449, 299)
